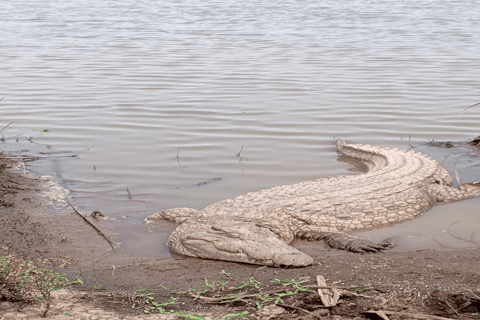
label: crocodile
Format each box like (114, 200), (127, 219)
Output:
(148, 141), (480, 267)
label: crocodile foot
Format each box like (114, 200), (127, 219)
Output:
(298, 229), (394, 253)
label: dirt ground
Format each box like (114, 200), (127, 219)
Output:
(1, 152), (480, 320)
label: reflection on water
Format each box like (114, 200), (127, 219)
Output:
(1, 0), (480, 257)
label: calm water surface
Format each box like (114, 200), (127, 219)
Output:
(1, 0), (480, 257)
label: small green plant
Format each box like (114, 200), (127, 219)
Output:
(140, 295), (205, 319)
(173, 312), (205, 319)
(205, 278), (216, 289)
(220, 270), (230, 276)
(273, 278), (314, 293)
(26, 129), (51, 143)
(233, 277), (259, 290)
(216, 280), (229, 287)
(255, 294), (274, 302)
(355, 285), (370, 292)
(224, 311), (250, 319)
(173, 288), (192, 294)
(136, 290), (155, 302)
(144, 296), (178, 314)
(219, 292), (247, 303)
(122, 276), (321, 320)
(0, 249), (82, 318)
(205, 278), (229, 290)
(93, 284), (102, 290)
(273, 290), (298, 304)
(193, 288), (209, 300)
(273, 278), (303, 286)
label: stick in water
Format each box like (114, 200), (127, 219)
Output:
(67, 200), (117, 253)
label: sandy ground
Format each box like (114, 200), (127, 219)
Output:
(1, 152), (480, 320)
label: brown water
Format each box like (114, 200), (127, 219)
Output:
(1, 0), (479, 257)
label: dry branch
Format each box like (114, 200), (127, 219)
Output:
(67, 200), (117, 252)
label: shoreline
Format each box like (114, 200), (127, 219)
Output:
(1, 154), (479, 319)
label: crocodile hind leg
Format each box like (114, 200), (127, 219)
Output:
(296, 225), (394, 253)
(147, 208), (200, 223)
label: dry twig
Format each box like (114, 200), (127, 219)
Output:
(460, 101), (480, 114)
(276, 303), (323, 319)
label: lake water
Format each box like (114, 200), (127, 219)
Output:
(1, 0), (480, 257)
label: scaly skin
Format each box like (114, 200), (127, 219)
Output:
(148, 141), (480, 267)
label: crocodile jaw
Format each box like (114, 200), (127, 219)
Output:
(170, 221), (313, 267)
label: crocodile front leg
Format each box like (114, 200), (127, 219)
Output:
(295, 225), (394, 253)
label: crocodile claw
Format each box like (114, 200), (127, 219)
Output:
(347, 238), (394, 253)
(317, 231), (394, 253)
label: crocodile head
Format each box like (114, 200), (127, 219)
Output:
(169, 220), (313, 267)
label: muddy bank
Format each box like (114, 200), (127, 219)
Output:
(1, 153), (480, 319)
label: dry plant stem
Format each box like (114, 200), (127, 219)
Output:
(189, 293), (249, 304)
(372, 310), (391, 320)
(176, 148), (181, 166)
(67, 200), (117, 253)
(365, 310), (391, 320)
(235, 145), (248, 162)
(438, 146), (462, 186)
(443, 300), (459, 316)
(469, 290), (480, 301)
(3, 155), (38, 162)
(41, 300), (51, 318)
(0, 121), (13, 134)
(460, 101), (480, 114)
(365, 310), (455, 320)
(236, 146), (244, 157)
(276, 303), (323, 319)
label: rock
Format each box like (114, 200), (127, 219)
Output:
(256, 304), (286, 320)
(0, 301), (13, 310)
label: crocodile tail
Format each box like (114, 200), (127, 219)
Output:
(336, 140), (453, 186)
(336, 140), (387, 172)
